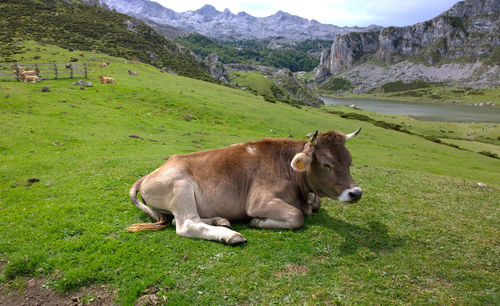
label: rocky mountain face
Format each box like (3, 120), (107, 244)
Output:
(314, 0), (499, 90)
(99, 0), (380, 40)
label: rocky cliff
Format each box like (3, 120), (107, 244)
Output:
(315, 0), (500, 84)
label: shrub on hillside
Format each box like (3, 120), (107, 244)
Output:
(319, 77), (354, 91)
(479, 151), (499, 159)
(381, 80), (431, 93)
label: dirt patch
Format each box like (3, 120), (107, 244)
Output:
(0, 277), (116, 306)
(134, 285), (168, 306)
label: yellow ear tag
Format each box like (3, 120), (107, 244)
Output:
(297, 160), (305, 170)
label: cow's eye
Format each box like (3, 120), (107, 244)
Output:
(323, 163), (332, 170)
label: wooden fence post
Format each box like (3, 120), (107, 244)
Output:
(53, 63), (58, 79)
(15, 63), (20, 81)
(70, 64), (73, 78)
(35, 63), (40, 78)
(84, 63), (87, 79)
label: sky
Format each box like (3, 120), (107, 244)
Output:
(153, 0), (461, 27)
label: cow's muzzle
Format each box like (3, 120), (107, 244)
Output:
(338, 187), (362, 203)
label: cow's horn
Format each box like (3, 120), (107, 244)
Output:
(345, 127), (361, 141)
(309, 130), (318, 145)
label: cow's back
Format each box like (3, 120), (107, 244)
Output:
(147, 138), (306, 220)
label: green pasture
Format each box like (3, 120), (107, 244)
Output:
(354, 85), (500, 106)
(1, 43), (499, 305)
(325, 105), (500, 147)
(228, 71), (276, 97)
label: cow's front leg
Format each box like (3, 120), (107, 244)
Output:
(172, 216), (231, 228)
(308, 193), (321, 212)
(247, 197), (304, 229)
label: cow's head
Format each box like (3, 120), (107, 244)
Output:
(291, 129), (362, 203)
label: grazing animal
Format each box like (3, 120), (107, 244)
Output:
(98, 76), (115, 84)
(127, 129), (362, 245)
(100, 62), (110, 67)
(21, 69), (38, 76)
(70, 57), (78, 62)
(21, 75), (41, 83)
(79, 53), (85, 57)
(128, 70), (138, 76)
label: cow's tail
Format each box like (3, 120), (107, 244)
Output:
(127, 176), (168, 232)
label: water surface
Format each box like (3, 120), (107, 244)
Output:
(321, 96), (500, 123)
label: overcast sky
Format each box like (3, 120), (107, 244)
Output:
(153, 0), (461, 27)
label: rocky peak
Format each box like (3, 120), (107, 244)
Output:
(315, 0), (500, 79)
(196, 5), (220, 18)
(99, 0), (381, 40)
(442, 0), (500, 18)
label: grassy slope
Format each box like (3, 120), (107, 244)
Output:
(332, 86), (500, 106)
(324, 105), (500, 147)
(1, 43), (499, 305)
(228, 71), (275, 97)
(0, 0), (213, 82)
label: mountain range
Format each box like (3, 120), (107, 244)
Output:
(99, 0), (381, 40)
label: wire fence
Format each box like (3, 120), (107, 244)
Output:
(0, 63), (87, 81)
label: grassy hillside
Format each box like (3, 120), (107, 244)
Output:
(1, 42), (499, 305)
(322, 81), (500, 105)
(228, 70), (322, 106)
(363, 81), (500, 105)
(0, 0), (214, 82)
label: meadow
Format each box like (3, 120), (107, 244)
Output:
(0, 42), (499, 305)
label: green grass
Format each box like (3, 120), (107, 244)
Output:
(440, 139), (500, 155)
(318, 77), (355, 92)
(1, 42), (500, 305)
(355, 85), (500, 106)
(228, 71), (276, 97)
(0, 0), (213, 82)
(324, 105), (500, 147)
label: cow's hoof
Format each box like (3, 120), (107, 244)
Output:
(227, 234), (247, 245)
(216, 218), (232, 228)
(249, 217), (264, 227)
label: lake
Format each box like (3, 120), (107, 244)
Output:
(321, 96), (500, 123)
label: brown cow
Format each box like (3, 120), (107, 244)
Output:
(21, 70), (38, 76)
(21, 75), (41, 83)
(127, 129), (362, 245)
(98, 76), (115, 84)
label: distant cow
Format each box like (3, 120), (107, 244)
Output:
(127, 129), (362, 245)
(70, 57), (78, 62)
(98, 76), (115, 84)
(128, 70), (138, 76)
(21, 69), (38, 76)
(21, 75), (41, 83)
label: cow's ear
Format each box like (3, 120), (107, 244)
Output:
(291, 152), (312, 172)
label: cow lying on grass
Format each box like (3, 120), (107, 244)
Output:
(21, 75), (41, 83)
(98, 76), (115, 84)
(128, 129), (362, 245)
(20, 69), (38, 76)
(12, 67), (39, 78)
